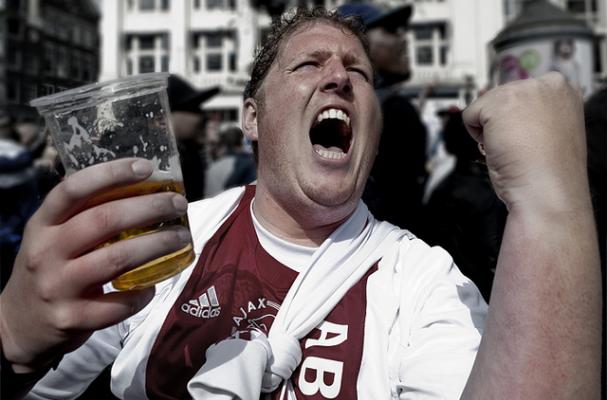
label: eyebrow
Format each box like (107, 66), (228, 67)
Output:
(300, 49), (367, 68)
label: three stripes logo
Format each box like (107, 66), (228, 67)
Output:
(181, 285), (221, 319)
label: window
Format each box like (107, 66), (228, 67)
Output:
(70, 52), (81, 79)
(140, 0), (155, 10)
(139, 56), (155, 73)
(205, 0), (236, 10)
(414, 26), (433, 41)
(125, 35), (133, 51)
(416, 46), (433, 65)
(25, 55), (39, 75)
(7, 47), (21, 69)
(125, 33), (169, 74)
(23, 83), (37, 103)
(566, 0), (586, 13)
(139, 35), (156, 50)
(565, 0), (599, 24)
(161, 0), (170, 10)
(207, 54), (222, 71)
(192, 30), (236, 74)
(593, 38), (603, 75)
(57, 46), (69, 77)
(8, 19), (21, 37)
(44, 43), (55, 74)
(7, 80), (19, 102)
(71, 24), (81, 45)
(411, 22), (449, 68)
(207, 33), (223, 48)
(81, 54), (95, 81)
(207, 0), (222, 9)
(229, 53), (237, 72)
(440, 45), (448, 66)
(194, 0), (201, 9)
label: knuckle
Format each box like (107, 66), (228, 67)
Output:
(37, 274), (59, 303)
(52, 305), (80, 331)
(60, 177), (81, 203)
(25, 239), (53, 274)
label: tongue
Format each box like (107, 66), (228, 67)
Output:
(313, 144), (344, 154)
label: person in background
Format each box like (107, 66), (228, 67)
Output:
(167, 75), (220, 202)
(0, 115), (41, 290)
(583, 86), (606, 400)
(339, 2), (428, 233)
(422, 110), (507, 302)
(204, 126), (256, 198)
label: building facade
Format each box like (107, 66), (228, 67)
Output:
(1, 0), (100, 121)
(99, 0), (606, 126)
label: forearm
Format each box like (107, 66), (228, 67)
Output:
(463, 203), (602, 399)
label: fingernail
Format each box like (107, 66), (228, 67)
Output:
(131, 159), (153, 177)
(172, 194), (188, 213)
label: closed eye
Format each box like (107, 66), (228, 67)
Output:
(295, 61), (319, 71)
(348, 67), (370, 81)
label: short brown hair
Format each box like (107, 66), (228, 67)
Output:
(244, 7), (370, 102)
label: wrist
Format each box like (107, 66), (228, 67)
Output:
(1, 349), (50, 399)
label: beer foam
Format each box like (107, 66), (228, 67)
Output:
(148, 154), (183, 181)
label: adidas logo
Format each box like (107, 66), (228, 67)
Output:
(181, 285), (221, 318)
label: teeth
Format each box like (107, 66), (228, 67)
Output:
(314, 147), (347, 159)
(316, 108), (350, 126)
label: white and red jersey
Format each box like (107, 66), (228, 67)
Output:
(29, 186), (487, 400)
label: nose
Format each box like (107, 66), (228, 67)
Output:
(320, 59), (353, 96)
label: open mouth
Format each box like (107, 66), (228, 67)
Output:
(309, 108), (352, 160)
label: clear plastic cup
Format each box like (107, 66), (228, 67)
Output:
(31, 73), (195, 290)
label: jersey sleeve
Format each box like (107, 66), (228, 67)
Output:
(392, 239), (487, 399)
(25, 324), (122, 400)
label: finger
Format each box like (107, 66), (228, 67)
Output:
(61, 191), (189, 256)
(67, 226), (192, 287)
(462, 100), (485, 144)
(37, 158), (154, 225)
(76, 287), (156, 331)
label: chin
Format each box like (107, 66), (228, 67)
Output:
(303, 179), (360, 210)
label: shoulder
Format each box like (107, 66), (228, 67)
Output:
(187, 186), (246, 248)
(381, 234), (487, 323)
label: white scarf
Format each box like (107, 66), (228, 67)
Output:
(188, 200), (405, 399)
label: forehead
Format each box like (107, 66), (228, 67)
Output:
(277, 21), (369, 64)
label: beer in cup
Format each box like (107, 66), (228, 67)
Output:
(31, 73), (195, 290)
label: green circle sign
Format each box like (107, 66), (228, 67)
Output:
(520, 49), (541, 71)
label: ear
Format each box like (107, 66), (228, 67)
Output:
(242, 98), (259, 142)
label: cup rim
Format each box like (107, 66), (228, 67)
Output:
(30, 72), (169, 114)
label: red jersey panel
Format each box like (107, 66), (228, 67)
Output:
(147, 186), (373, 399)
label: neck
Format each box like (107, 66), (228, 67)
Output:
(252, 186), (353, 247)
